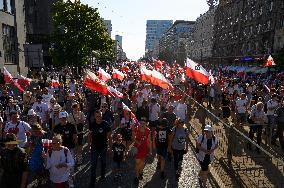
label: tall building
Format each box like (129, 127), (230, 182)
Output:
(158, 20), (195, 64)
(102, 19), (112, 37)
(190, 7), (216, 62)
(0, 0), (28, 75)
(115, 35), (122, 48)
(24, 0), (56, 68)
(145, 20), (173, 52)
(213, 0), (284, 64)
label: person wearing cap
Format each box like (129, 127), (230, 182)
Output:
(67, 102), (86, 165)
(4, 111), (31, 148)
(53, 111), (77, 187)
(27, 124), (46, 187)
(168, 118), (190, 180)
(0, 133), (29, 188)
(196, 125), (217, 187)
(133, 117), (152, 184)
(49, 101), (62, 130)
(27, 109), (42, 127)
(32, 95), (49, 127)
(153, 118), (172, 179)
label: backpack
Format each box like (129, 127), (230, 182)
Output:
(195, 134), (216, 153)
(48, 147), (69, 163)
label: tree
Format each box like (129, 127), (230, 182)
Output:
(50, 0), (114, 67)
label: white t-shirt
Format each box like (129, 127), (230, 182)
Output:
(4, 121), (31, 147)
(45, 147), (75, 184)
(136, 95), (144, 108)
(149, 103), (160, 121)
(267, 100), (278, 115)
(42, 94), (53, 107)
(32, 102), (49, 121)
(235, 98), (247, 113)
(176, 103), (187, 121)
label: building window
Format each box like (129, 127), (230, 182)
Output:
(0, 0), (13, 14)
(2, 24), (16, 64)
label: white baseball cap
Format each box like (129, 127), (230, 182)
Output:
(59, 111), (68, 118)
(204, 125), (213, 132)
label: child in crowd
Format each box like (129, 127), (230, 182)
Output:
(112, 134), (126, 179)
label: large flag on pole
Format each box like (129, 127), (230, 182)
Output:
(185, 58), (209, 85)
(98, 67), (111, 82)
(264, 55), (276, 67)
(51, 79), (60, 87)
(3, 67), (24, 92)
(140, 67), (173, 91)
(84, 70), (108, 95)
(122, 102), (139, 126)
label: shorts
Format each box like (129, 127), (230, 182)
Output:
(156, 147), (167, 159)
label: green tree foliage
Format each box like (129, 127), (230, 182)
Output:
(50, 0), (114, 67)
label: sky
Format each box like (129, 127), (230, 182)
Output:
(81, 0), (209, 61)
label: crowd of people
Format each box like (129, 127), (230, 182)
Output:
(0, 60), (283, 188)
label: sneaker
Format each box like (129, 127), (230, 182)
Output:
(160, 171), (166, 179)
(138, 173), (143, 180)
(133, 177), (139, 184)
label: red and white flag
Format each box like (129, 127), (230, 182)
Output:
(185, 58), (209, 85)
(98, 67), (111, 82)
(140, 66), (153, 82)
(17, 75), (32, 86)
(51, 79), (60, 87)
(151, 70), (173, 91)
(3, 67), (24, 92)
(112, 68), (125, 81)
(122, 102), (139, 126)
(264, 55), (276, 67)
(107, 86), (123, 98)
(84, 70), (108, 95)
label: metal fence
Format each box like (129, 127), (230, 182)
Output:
(183, 89), (284, 188)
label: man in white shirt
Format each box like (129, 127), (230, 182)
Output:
(4, 111), (31, 148)
(149, 98), (160, 128)
(42, 87), (54, 108)
(235, 93), (248, 126)
(32, 95), (49, 125)
(176, 100), (188, 122)
(43, 135), (75, 187)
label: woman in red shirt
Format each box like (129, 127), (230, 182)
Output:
(132, 117), (152, 184)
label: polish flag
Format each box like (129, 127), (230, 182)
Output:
(107, 86), (123, 98)
(185, 58), (209, 85)
(151, 70), (173, 91)
(51, 79), (60, 87)
(140, 66), (153, 82)
(122, 102), (139, 126)
(112, 68), (125, 81)
(84, 70), (108, 95)
(17, 75), (32, 86)
(98, 67), (111, 82)
(264, 55), (276, 67)
(3, 67), (24, 92)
